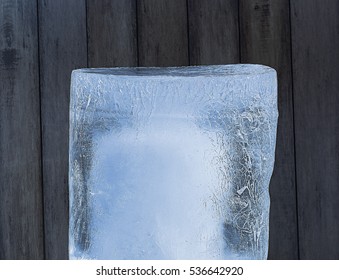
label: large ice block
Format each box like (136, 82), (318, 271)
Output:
(69, 65), (278, 260)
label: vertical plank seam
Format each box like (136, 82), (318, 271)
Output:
(36, 0), (46, 260)
(85, 0), (89, 68)
(288, 0), (301, 260)
(186, 0), (191, 65)
(237, 0), (242, 63)
(135, 0), (140, 67)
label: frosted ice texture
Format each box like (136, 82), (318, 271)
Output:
(69, 65), (278, 260)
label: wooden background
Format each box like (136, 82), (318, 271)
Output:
(0, 0), (338, 259)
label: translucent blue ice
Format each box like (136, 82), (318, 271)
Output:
(69, 65), (278, 260)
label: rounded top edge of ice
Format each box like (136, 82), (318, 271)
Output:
(72, 64), (276, 78)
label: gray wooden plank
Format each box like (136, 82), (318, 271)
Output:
(38, 0), (87, 259)
(137, 0), (189, 66)
(291, 0), (339, 259)
(0, 0), (44, 259)
(239, 0), (299, 259)
(84, 0), (138, 254)
(187, 0), (239, 65)
(87, 0), (138, 67)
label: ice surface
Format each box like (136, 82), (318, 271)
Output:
(69, 64), (278, 260)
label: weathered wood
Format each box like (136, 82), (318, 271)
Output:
(187, 0), (239, 65)
(239, 0), (299, 259)
(0, 0), (44, 259)
(137, 0), (189, 66)
(0, 0), (337, 260)
(38, 0), (87, 259)
(291, 0), (339, 259)
(87, 0), (138, 67)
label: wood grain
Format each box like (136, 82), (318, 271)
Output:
(0, 0), (338, 260)
(291, 0), (339, 259)
(239, 0), (299, 259)
(0, 0), (44, 259)
(137, 0), (189, 66)
(87, 0), (138, 67)
(187, 0), (239, 65)
(38, 0), (87, 259)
